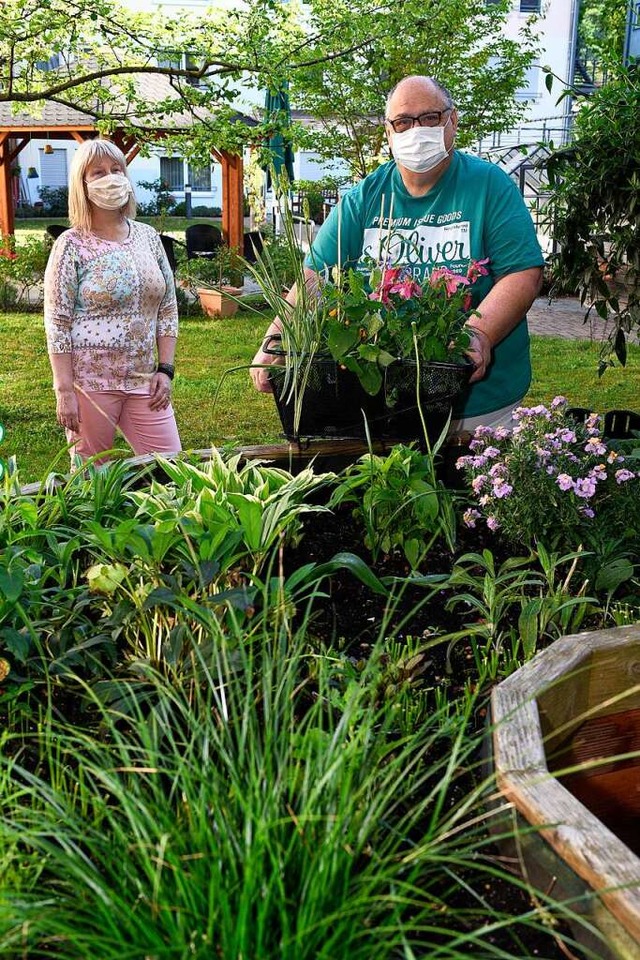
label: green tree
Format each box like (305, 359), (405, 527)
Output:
(0, 0), (367, 160)
(289, 0), (540, 180)
(578, 0), (628, 72)
(543, 66), (640, 372)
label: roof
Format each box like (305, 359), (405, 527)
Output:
(0, 70), (258, 133)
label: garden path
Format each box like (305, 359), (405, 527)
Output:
(528, 295), (639, 343)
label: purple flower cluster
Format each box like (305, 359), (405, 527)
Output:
(456, 396), (637, 534)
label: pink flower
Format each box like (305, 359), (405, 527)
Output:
(429, 266), (470, 297)
(615, 468), (636, 483)
(492, 478), (513, 499)
(584, 437), (606, 456)
(556, 473), (573, 491)
(574, 476), (597, 498)
(466, 258), (490, 282)
(486, 516), (500, 531)
(390, 277), (422, 300)
(463, 508), (481, 528)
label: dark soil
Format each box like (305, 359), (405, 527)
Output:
(285, 504), (589, 960)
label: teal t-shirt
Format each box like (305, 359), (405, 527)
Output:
(304, 152), (544, 417)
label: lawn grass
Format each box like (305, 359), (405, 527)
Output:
(14, 216), (221, 243)
(1, 307), (639, 485)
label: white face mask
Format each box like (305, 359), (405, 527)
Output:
(85, 172), (132, 210)
(390, 121), (452, 173)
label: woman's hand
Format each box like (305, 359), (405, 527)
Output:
(149, 371), (173, 410)
(55, 389), (80, 433)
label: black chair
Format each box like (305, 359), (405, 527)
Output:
(46, 224), (69, 241)
(603, 409), (640, 440)
(159, 234), (185, 274)
(243, 230), (265, 264)
(185, 223), (223, 260)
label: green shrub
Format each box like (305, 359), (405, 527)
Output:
(38, 185), (69, 216)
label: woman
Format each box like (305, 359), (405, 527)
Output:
(44, 138), (181, 464)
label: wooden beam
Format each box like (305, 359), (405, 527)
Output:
(0, 125), (96, 136)
(8, 137), (29, 164)
(0, 133), (15, 238)
(217, 149), (244, 251)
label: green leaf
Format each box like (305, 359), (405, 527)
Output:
(227, 495), (264, 551)
(327, 323), (359, 357)
(313, 552), (388, 596)
(357, 363), (383, 396)
(595, 558), (634, 594)
(1, 628), (31, 664)
(0, 569), (23, 603)
(614, 328), (627, 367)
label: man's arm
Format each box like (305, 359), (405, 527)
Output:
(465, 267), (543, 383)
(250, 267), (320, 393)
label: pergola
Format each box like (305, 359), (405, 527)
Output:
(0, 83), (251, 250)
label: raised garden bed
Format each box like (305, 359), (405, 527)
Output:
(491, 624), (640, 960)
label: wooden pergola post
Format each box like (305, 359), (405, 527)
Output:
(214, 147), (244, 251)
(0, 133), (22, 238)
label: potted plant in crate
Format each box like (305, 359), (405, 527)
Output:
(251, 213), (486, 443)
(179, 245), (245, 318)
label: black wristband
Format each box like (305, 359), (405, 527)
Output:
(156, 362), (175, 380)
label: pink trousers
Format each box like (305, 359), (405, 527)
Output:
(66, 390), (182, 462)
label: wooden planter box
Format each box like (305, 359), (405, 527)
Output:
(491, 625), (640, 960)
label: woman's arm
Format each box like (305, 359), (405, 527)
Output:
(44, 235), (81, 432)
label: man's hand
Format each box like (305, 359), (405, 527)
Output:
(465, 325), (493, 383)
(250, 343), (284, 393)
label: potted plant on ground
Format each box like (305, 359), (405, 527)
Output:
(179, 244), (245, 318)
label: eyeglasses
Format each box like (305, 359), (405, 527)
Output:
(385, 109), (452, 134)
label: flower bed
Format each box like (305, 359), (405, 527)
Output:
(0, 425), (638, 958)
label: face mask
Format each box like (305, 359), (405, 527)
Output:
(390, 121), (452, 173)
(85, 173), (133, 210)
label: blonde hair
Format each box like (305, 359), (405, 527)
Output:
(68, 139), (137, 231)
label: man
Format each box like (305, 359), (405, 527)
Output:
(250, 75), (544, 432)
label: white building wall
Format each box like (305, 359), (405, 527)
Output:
(486, 0), (580, 149)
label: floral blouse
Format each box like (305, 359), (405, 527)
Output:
(44, 221), (178, 392)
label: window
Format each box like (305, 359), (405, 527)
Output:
(519, 0), (541, 11)
(157, 52), (203, 87)
(35, 53), (61, 72)
(515, 63), (539, 99)
(39, 149), (68, 188)
(188, 162), (211, 192)
(160, 157), (184, 190)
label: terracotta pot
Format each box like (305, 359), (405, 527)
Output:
(197, 286), (243, 319)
